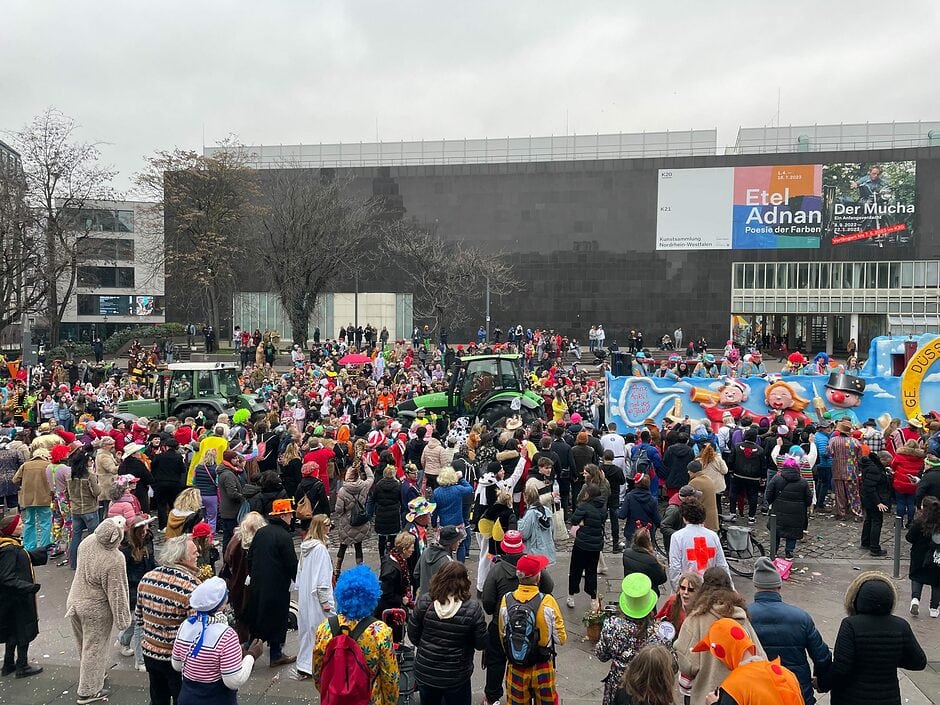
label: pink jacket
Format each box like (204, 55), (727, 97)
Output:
(107, 493), (140, 523)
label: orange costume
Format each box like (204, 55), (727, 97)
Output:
(693, 617), (803, 705)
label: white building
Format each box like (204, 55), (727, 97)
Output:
(59, 199), (165, 342)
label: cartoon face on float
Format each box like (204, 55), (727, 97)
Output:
(767, 384), (794, 411)
(720, 383), (746, 406)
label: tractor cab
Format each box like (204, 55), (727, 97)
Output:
(449, 355), (526, 416)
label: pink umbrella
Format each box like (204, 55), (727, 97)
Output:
(338, 353), (372, 366)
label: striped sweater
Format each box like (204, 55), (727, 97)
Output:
(136, 565), (200, 660)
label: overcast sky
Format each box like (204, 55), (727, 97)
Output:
(3, 1), (938, 192)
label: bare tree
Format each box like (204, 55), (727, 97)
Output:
(0, 158), (45, 339)
(11, 108), (116, 347)
(255, 169), (379, 346)
(136, 139), (256, 334)
(381, 219), (519, 332)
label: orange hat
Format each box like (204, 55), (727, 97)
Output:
(270, 498), (294, 515)
(691, 617), (756, 670)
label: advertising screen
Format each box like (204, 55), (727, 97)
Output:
(99, 295), (130, 316)
(656, 160), (916, 250)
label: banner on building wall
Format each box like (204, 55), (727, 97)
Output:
(656, 161), (916, 250)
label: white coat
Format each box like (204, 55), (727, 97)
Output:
(295, 537), (334, 676)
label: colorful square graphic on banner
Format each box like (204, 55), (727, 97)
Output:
(731, 165), (823, 249)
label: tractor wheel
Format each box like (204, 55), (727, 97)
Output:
(478, 400), (540, 427)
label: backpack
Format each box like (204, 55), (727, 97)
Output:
(349, 493), (370, 527)
(633, 448), (652, 478)
(319, 616), (379, 705)
(296, 493), (313, 521)
(502, 593), (551, 667)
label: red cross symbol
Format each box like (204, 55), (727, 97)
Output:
(686, 536), (716, 570)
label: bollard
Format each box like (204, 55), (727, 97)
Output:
(893, 515), (903, 579)
(768, 513), (778, 560)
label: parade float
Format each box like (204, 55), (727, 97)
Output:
(606, 335), (940, 431)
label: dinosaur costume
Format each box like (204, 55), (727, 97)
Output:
(692, 617), (803, 705)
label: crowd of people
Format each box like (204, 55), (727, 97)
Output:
(0, 333), (936, 705)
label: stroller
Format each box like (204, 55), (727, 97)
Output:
(382, 608), (418, 705)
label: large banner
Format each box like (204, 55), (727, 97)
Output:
(656, 161), (916, 250)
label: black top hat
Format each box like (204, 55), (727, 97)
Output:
(824, 372), (866, 396)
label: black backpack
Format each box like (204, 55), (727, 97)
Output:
(502, 593), (551, 667)
(633, 448), (652, 478)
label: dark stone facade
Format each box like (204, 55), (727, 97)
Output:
(164, 146), (939, 343)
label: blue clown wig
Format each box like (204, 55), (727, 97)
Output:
(334, 565), (382, 620)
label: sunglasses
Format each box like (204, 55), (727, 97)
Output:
(678, 585), (696, 593)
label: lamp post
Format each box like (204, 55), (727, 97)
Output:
(485, 275), (491, 343)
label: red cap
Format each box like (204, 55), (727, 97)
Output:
(500, 530), (525, 554)
(516, 554), (550, 577)
(191, 521), (213, 539)
(50, 444), (71, 464)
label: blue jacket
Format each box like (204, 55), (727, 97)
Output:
(813, 431), (832, 468)
(431, 479), (473, 527)
(749, 591), (832, 705)
(617, 488), (662, 541)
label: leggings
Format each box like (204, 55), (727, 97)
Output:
(911, 581), (940, 609)
(568, 545), (600, 599)
(336, 542), (363, 569)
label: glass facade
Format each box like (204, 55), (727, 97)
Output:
(77, 266), (136, 288)
(731, 260), (940, 315)
(80, 237), (135, 261)
(64, 208), (134, 232)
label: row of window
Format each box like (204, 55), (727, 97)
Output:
(64, 208), (134, 233)
(733, 297), (940, 314)
(79, 237), (135, 262)
(78, 266), (135, 288)
(732, 261), (940, 290)
(77, 295), (164, 317)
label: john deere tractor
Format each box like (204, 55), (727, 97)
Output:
(395, 354), (545, 425)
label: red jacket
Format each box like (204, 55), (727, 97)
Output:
(302, 445), (335, 493)
(891, 447), (924, 495)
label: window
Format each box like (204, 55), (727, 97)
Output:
(776, 264), (788, 289)
(797, 263), (809, 289)
(914, 262), (927, 288)
(854, 263), (864, 288)
(888, 262), (901, 288)
(77, 295), (97, 315)
(831, 263), (843, 289)
(733, 264), (744, 289)
(755, 264), (766, 288)
(197, 370), (215, 398)
(64, 208), (134, 233)
(819, 263), (830, 289)
(115, 210), (134, 232)
(866, 263), (877, 289)
(877, 262), (889, 288)
(169, 370), (193, 401)
(928, 262), (940, 288)
(808, 263), (818, 289)
(901, 262), (914, 287)
(743, 264), (755, 288)
(77, 266), (134, 288)
(80, 238), (134, 261)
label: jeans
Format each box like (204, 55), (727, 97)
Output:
(815, 466), (832, 509)
(861, 506), (884, 551)
(420, 681), (472, 705)
(911, 581), (940, 609)
(734, 481), (759, 518)
(269, 640), (285, 660)
(774, 536), (797, 555)
(22, 506), (51, 551)
(219, 516), (238, 556)
(201, 494), (218, 533)
(70, 512), (100, 570)
(144, 656), (182, 705)
(896, 492), (916, 524)
(557, 476), (571, 519)
(119, 617), (144, 666)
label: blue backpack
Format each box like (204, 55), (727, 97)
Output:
(502, 593), (551, 667)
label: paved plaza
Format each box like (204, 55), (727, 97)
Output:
(3, 521), (937, 705)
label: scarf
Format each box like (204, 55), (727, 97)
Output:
(389, 549), (412, 597)
(186, 611), (228, 657)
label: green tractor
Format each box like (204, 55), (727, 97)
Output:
(117, 362), (266, 423)
(395, 354), (545, 426)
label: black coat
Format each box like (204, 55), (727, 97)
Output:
(243, 519), (297, 643)
(407, 593), (487, 688)
(915, 467), (940, 507)
(905, 521), (940, 586)
(0, 537), (47, 644)
(662, 443), (695, 490)
(150, 449), (186, 487)
(860, 454), (893, 508)
(620, 548), (667, 594)
(825, 577), (927, 705)
(280, 458), (302, 498)
(121, 456), (152, 510)
(570, 495), (608, 552)
(765, 467), (812, 539)
(372, 477), (403, 536)
(250, 485), (287, 516)
(120, 542), (157, 605)
(571, 443), (597, 475)
(376, 554), (409, 615)
(294, 476), (330, 519)
(732, 441), (765, 481)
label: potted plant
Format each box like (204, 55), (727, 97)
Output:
(582, 597), (607, 642)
